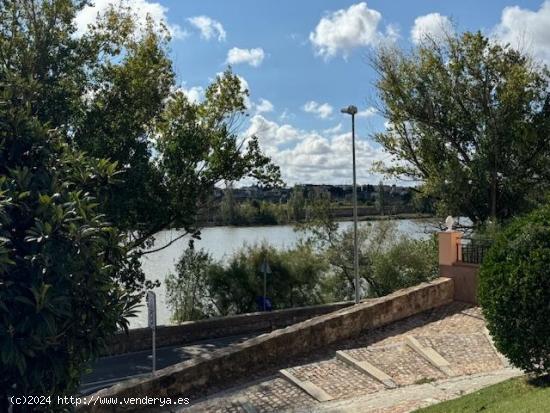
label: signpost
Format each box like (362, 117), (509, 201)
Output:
(146, 291), (157, 374)
(260, 258), (272, 311)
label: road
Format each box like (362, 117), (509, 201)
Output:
(80, 333), (257, 395)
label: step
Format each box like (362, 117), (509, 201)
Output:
(405, 336), (455, 377)
(281, 359), (385, 401)
(415, 333), (504, 376)
(280, 369), (334, 402)
(335, 351), (397, 389)
(344, 342), (446, 386)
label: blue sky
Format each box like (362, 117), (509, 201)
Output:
(77, 0), (550, 185)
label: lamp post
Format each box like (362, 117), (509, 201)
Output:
(341, 105), (360, 304)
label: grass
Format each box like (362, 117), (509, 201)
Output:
(415, 376), (550, 413)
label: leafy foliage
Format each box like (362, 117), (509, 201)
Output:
(373, 31), (550, 224)
(479, 205), (550, 375)
(165, 243), (214, 322)
(166, 243), (327, 321)
(0, 0), (281, 404)
(0, 102), (140, 406)
(207, 243), (327, 315)
(299, 196), (438, 300)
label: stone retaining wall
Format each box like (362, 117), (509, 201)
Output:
(104, 301), (354, 356)
(80, 278), (454, 412)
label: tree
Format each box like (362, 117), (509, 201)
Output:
(0, 84), (140, 408)
(479, 205), (550, 375)
(0, 0), (281, 403)
(165, 243), (326, 319)
(2, 0), (281, 256)
(287, 185), (306, 222)
(376, 181), (385, 216)
(165, 244), (214, 322)
(220, 183), (238, 225)
(372, 32), (550, 224)
(299, 196), (438, 300)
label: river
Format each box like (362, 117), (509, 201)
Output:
(133, 218), (442, 328)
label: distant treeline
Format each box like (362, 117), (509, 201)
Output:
(200, 183), (435, 226)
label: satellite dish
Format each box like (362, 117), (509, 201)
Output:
(445, 216), (455, 232)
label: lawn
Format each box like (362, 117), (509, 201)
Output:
(415, 376), (550, 413)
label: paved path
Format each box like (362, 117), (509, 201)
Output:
(181, 303), (514, 413)
(80, 333), (256, 395)
(313, 367), (523, 413)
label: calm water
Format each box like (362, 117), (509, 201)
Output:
(133, 219), (441, 328)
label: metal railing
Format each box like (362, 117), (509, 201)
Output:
(457, 238), (493, 265)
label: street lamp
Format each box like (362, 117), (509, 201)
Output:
(341, 105), (360, 304)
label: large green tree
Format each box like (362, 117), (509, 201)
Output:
(2, 0), (281, 253)
(372, 32), (550, 224)
(0, 0), (280, 405)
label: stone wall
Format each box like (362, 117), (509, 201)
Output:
(104, 301), (354, 356)
(439, 263), (479, 304)
(79, 278), (454, 412)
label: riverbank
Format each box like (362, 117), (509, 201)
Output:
(200, 212), (436, 228)
(136, 219), (438, 328)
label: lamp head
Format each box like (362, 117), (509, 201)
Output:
(341, 105), (358, 115)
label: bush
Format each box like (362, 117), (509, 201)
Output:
(479, 206), (550, 375)
(0, 125), (141, 406)
(371, 237), (439, 296)
(168, 243), (327, 320)
(165, 244), (214, 323)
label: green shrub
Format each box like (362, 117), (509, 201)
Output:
(165, 245), (215, 323)
(479, 206), (550, 375)
(0, 124), (141, 406)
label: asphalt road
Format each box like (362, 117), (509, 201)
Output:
(80, 333), (257, 395)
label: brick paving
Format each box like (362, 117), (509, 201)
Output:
(288, 360), (384, 399)
(186, 377), (315, 413)
(346, 343), (445, 386)
(417, 333), (503, 376)
(178, 303), (507, 413)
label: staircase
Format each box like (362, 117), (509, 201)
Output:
(185, 304), (507, 413)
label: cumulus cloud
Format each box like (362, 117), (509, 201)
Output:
(309, 2), (384, 59)
(188, 16), (226, 41)
(245, 115), (388, 185)
(74, 0), (186, 38)
(411, 13), (453, 45)
(493, 1), (550, 64)
(226, 47), (265, 67)
(303, 101), (333, 119)
(255, 98), (274, 114)
(180, 85), (204, 103)
(246, 115), (300, 149)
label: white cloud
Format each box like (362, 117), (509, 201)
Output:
(323, 123), (343, 134)
(245, 115), (388, 185)
(74, 0), (186, 39)
(493, 1), (550, 64)
(188, 16), (226, 41)
(180, 85), (204, 103)
(255, 98), (274, 114)
(309, 2), (384, 59)
(357, 106), (378, 118)
(411, 13), (453, 45)
(303, 101), (333, 119)
(246, 115), (300, 148)
(226, 47), (265, 67)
